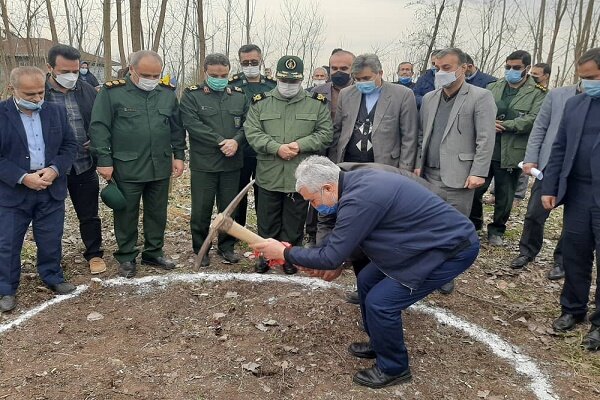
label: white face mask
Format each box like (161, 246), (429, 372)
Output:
(434, 69), (460, 89)
(133, 70), (160, 91)
(277, 81), (302, 98)
(242, 65), (261, 78)
(313, 79), (327, 86)
(54, 72), (79, 89)
(80, 68), (88, 75)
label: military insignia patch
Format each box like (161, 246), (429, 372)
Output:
(233, 86), (244, 93)
(312, 92), (328, 103)
(252, 93), (266, 104)
(535, 84), (548, 93)
(285, 58), (297, 70)
(234, 116), (242, 128)
(229, 74), (240, 82)
(186, 85), (199, 91)
(104, 79), (126, 89)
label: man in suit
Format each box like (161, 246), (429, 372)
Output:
(395, 62), (415, 89)
(0, 67), (78, 312)
(416, 48), (496, 294)
(510, 81), (580, 277)
(464, 53), (497, 89)
(328, 53), (418, 171)
(413, 50), (440, 109)
(541, 47), (600, 351)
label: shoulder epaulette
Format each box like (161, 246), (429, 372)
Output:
(232, 86), (244, 93)
(311, 92), (328, 104)
(535, 84), (548, 93)
(252, 93), (266, 104)
(229, 74), (241, 83)
(185, 84), (201, 92)
(104, 79), (126, 89)
(159, 81), (176, 90)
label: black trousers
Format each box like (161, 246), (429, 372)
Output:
(560, 182), (600, 326)
(470, 160), (521, 236)
(518, 178), (563, 262)
(256, 187), (307, 247)
(305, 206), (318, 238)
(235, 156), (257, 227)
(67, 166), (103, 260)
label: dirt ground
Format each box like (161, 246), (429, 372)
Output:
(0, 171), (598, 400)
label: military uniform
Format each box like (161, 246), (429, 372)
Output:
(180, 83), (249, 256)
(470, 76), (547, 238)
(244, 56), (333, 249)
(89, 76), (186, 263)
(229, 72), (277, 228)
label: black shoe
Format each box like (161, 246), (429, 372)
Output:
(141, 256), (176, 270)
(547, 263), (565, 280)
(353, 365), (412, 389)
(582, 326), (600, 351)
(488, 234), (503, 246)
(218, 250), (240, 264)
(304, 236), (317, 248)
(0, 295), (16, 312)
(283, 262), (297, 275)
(439, 280), (455, 294)
(255, 257), (269, 273)
(510, 254), (532, 269)
(346, 290), (360, 304)
(552, 313), (585, 332)
(118, 261), (137, 278)
(348, 342), (376, 359)
(49, 282), (76, 295)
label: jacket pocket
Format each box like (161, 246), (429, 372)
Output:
(199, 106), (218, 116)
(295, 113), (317, 121)
(113, 151), (139, 161)
(391, 148), (400, 159)
(259, 113), (281, 121)
(458, 153), (475, 161)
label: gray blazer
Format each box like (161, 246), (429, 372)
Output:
(417, 83), (496, 188)
(523, 85), (577, 171)
(328, 82), (419, 170)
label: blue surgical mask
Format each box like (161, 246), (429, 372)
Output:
(582, 79), (600, 98)
(399, 76), (412, 85)
(431, 66), (438, 74)
(505, 69), (525, 84)
(14, 96), (44, 111)
(206, 76), (229, 91)
(315, 189), (338, 215)
(355, 80), (377, 94)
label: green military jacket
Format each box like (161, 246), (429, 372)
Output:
(487, 77), (547, 168)
(180, 83), (249, 172)
(89, 77), (186, 182)
(244, 88), (333, 193)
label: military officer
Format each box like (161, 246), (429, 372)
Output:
(245, 55), (333, 274)
(469, 50), (547, 246)
(89, 50), (186, 278)
(180, 53), (249, 266)
(230, 44), (277, 229)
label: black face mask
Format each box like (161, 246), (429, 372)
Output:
(331, 71), (351, 87)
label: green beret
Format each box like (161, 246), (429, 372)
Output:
(100, 181), (127, 211)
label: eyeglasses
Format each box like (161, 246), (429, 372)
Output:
(240, 60), (260, 67)
(505, 65), (526, 71)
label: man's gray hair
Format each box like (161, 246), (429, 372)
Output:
(295, 156), (341, 192)
(129, 50), (163, 67)
(351, 53), (382, 75)
(435, 48), (468, 65)
(9, 66), (45, 88)
(313, 66), (328, 77)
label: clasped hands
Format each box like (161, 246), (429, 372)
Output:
(22, 167), (58, 191)
(277, 141), (299, 161)
(251, 238), (343, 282)
(219, 139), (239, 158)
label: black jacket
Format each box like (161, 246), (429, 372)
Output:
(45, 76), (97, 133)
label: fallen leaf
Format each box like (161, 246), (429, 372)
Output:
(255, 323), (268, 332)
(242, 362), (260, 374)
(87, 312), (104, 322)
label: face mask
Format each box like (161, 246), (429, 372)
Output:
(505, 69), (525, 84)
(242, 65), (260, 78)
(206, 76), (229, 91)
(331, 71), (351, 87)
(582, 79), (600, 98)
(132, 70), (160, 91)
(313, 79), (327, 86)
(277, 81), (302, 98)
(80, 68), (88, 75)
(398, 76), (412, 85)
(14, 96), (44, 111)
(465, 71), (476, 81)
(431, 66), (439, 74)
(355, 80), (377, 94)
(315, 189), (338, 215)
(434, 69), (459, 89)
(54, 72), (79, 89)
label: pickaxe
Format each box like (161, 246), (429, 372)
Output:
(195, 179), (264, 269)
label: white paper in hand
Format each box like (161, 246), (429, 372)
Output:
(518, 161), (543, 180)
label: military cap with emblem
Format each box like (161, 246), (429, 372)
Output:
(276, 56), (304, 80)
(100, 180), (127, 210)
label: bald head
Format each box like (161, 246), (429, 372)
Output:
(9, 66), (45, 89)
(9, 66), (46, 110)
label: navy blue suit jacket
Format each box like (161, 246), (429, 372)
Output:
(0, 99), (77, 206)
(286, 169), (478, 290)
(413, 69), (435, 109)
(467, 70), (497, 89)
(542, 94), (600, 206)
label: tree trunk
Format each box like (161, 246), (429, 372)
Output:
(116, 0), (127, 67)
(246, 0), (250, 44)
(546, 0), (568, 65)
(63, 0), (73, 46)
(46, 0), (59, 44)
(574, 0), (595, 80)
(449, 0), (463, 47)
(534, 0), (546, 62)
(103, 0), (112, 82)
(490, 0), (507, 72)
(152, 0), (168, 52)
(0, 0), (16, 71)
(196, 0), (206, 82)
(421, 0), (446, 75)
(178, 0), (190, 96)
(130, 0), (142, 52)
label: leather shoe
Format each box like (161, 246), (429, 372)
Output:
(510, 254), (532, 269)
(439, 279), (455, 294)
(547, 263), (565, 280)
(552, 313), (585, 332)
(0, 295), (16, 312)
(218, 250), (240, 264)
(582, 325), (600, 351)
(50, 282), (76, 295)
(345, 290), (360, 304)
(141, 256), (175, 270)
(255, 257), (269, 273)
(348, 342), (376, 359)
(488, 234), (503, 246)
(353, 365), (412, 389)
(283, 262), (297, 275)
(118, 261), (137, 278)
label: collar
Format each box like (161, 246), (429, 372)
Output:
(338, 171), (345, 199)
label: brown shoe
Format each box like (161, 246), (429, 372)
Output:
(89, 257), (107, 274)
